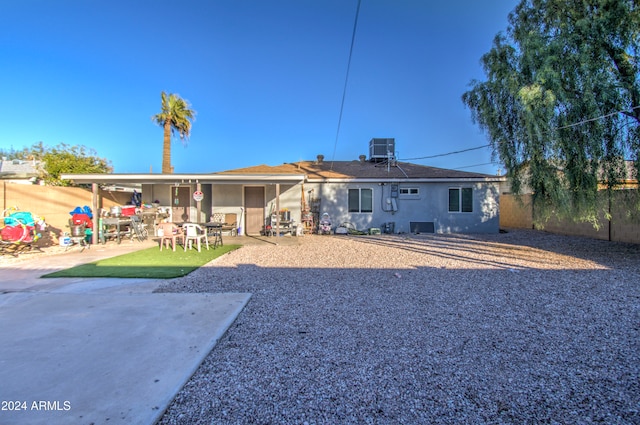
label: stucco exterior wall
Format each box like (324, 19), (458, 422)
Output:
(264, 184), (300, 219)
(305, 181), (501, 234)
(209, 183), (301, 233)
(147, 183), (212, 223)
(203, 180), (501, 235)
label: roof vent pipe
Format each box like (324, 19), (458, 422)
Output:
(316, 154), (324, 164)
(359, 155), (366, 163)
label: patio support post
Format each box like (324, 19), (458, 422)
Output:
(275, 183), (280, 237)
(196, 182), (202, 223)
(92, 183), (98, 245)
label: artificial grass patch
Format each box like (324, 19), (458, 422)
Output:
(42, 245), (241, 279)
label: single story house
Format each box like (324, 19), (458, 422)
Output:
(62, 143), (505, 238)
(214, 154), (504, 235)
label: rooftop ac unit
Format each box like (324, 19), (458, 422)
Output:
(369, 138), (395, 162)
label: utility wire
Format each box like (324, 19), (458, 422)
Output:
(453, 162), (498, 170)
(399, 144), (490, 161)
(398, 105), (639, 165)
(556, 105), (640, 129)
(330, 0), (361, 171)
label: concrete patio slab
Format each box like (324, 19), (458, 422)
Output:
(0, 290), (251, 425)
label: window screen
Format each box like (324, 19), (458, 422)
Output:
(448, 188), (460, 212)
(361, 189), (372, 212)
(348, 189), (360, 212)
(449, 187), (473, 212)
(461, 188), (473, 212)
(348, 188), (373, 213)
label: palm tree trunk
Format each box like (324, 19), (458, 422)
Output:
(162, 119), (172, 173)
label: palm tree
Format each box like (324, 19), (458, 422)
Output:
(152, 91), (196, 173)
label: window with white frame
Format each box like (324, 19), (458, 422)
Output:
(348, 188), (373, 213)
(399, 187), (419, 196)
(448, 187), (473, 212)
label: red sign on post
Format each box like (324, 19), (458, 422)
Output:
(193, 190), (204, 202)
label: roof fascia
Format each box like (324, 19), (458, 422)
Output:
(305, 177), (506, 184)
(60, 173), (307, 185)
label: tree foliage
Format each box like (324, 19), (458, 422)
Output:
(152, 91), (196, 174)
(462, 0), (639, 227)
(0, 142), (112, 186)
(42, 143), (113, 186)
(0, 142), (47, 161)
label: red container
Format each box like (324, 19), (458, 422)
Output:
(121, 205), (136, 216)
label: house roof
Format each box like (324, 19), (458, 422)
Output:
(61, 159), (504, 185)
(219, 160), (504, 182)
(0, 159), (41, 179)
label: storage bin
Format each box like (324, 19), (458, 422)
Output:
(59, 235), (71, 247)
(121, 205), (136, 216)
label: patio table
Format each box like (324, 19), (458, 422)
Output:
(204, 222), (223, 249)
(102, 218), (132, 244)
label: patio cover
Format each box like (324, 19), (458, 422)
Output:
(60, 173), (306, 243)
(60, 173), (306, 186)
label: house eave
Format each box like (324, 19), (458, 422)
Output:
(305, 177), (507, 184)
(60, 173), (307, 185)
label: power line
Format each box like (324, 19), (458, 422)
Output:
(399, 144), (490, 161)
(396, 106), (638, 168)
(330, 0), (361, 170)
(399, 105), (639, 160)
(556, 105), (640, 129)
(453, 162), (500, 170)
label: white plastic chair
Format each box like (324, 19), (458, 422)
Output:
(183, 223), (209, 252)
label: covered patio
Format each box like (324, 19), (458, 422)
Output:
(60, 172), (306, 245)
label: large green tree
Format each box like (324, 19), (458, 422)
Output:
(463, 0), (639, 227)
(152, 91), (196, 174)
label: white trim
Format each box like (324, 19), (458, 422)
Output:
(61, 173), (504, 186)
(307, 177), (505, 184)
(399, 187), (419, 196)
(60, 173), (306, 185)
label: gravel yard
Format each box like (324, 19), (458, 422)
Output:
(155, 229), (640, 424)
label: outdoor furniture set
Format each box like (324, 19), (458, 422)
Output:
(158, 221), (224, 252)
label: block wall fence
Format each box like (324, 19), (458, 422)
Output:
(1, 182), (130, 244)
(499, 191), (640, 244)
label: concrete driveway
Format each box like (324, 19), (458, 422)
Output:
(0, 241), (250, 425)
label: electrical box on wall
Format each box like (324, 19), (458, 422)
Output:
(390, 184), (398, 198)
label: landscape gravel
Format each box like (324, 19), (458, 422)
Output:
(154, 229), (640, 425)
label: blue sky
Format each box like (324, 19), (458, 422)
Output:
(1, 0), (517, 175)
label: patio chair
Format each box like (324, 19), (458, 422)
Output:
(183, 223), (209, 252)
(221, 213), (238, 236)
(158, 222), (183, 252)
(211, 213), (237, 236)
(130, 215), (148, 242)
